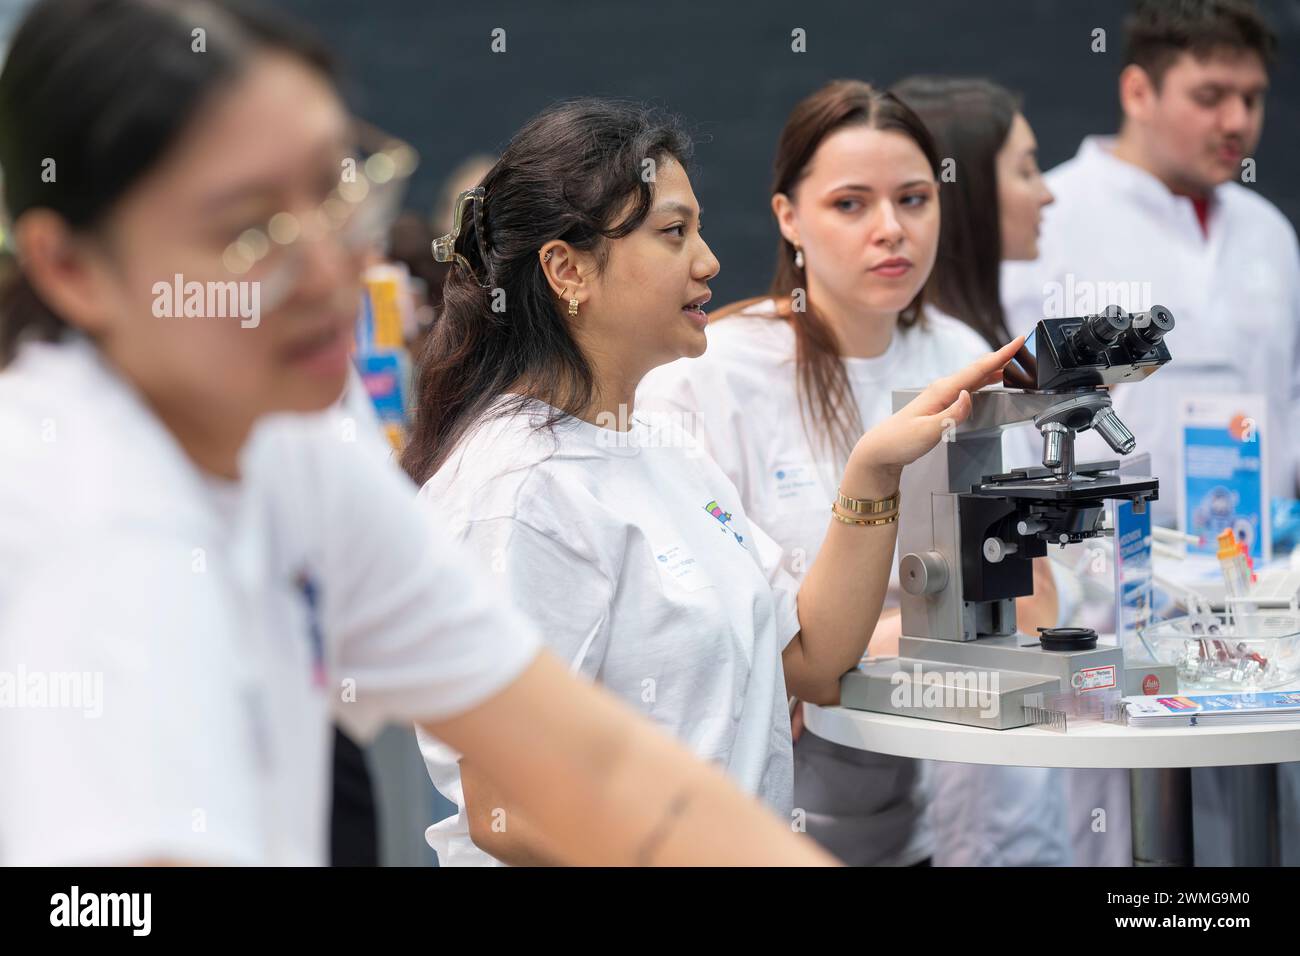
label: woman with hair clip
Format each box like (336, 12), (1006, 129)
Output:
(638, 78), (1062, 866)
(0, 0), (846, 867)
(403, 98), (1022, 866)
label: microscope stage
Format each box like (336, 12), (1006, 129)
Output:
(970, 472), (1158, 503)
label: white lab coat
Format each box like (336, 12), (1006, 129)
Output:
(1002, 135), (1300, 866)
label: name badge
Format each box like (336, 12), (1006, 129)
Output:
(771, 461), (824, 508)
(654, 542), (713, 592)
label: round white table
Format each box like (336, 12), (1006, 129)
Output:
(804, 703), (1300, 865)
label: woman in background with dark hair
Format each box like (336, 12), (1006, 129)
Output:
(0, 0), (845, 868)
(639, 78), (1061, 866)
(402, 96), (1021, 866)
(892, 76), (1055, 347)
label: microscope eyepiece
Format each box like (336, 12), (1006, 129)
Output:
(1072, 304), (1131, 358)
(1124, 303), (1175, 353)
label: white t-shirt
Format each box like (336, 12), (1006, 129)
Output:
(0, 338), (540, 866)
(639, 300), (1035, 606)
(415, 397), (801, 866)
(637, 300), (1060, 866)
(1002, 135), (1300, 526)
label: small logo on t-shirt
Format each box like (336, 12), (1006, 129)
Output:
(703, 499), (746, 547)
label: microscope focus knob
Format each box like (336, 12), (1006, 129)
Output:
(900, 551), (948, 595)
(982, 537), (1019, 564)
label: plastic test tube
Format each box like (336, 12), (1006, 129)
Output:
(1217, 528), (1252, 598)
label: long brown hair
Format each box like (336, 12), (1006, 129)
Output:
(712, 80), (940, 464)
(892, 76), (1020, 349)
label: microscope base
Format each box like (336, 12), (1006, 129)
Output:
(841, 658), (1055, 729)
(839, 635), (1124, 730)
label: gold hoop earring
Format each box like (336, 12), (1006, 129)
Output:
(568, 297), (580, 318)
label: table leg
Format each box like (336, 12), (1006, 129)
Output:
(1130, 767), (1193, 866)
(1224, 764), (1279, 866)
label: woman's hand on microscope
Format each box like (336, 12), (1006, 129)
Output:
(845, 336), (1026, 490)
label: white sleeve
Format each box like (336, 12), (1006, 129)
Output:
(414, 514), (615, 808)
(0, 535), (264, 866)
(457, 515), (615, 678)
(747, 516), (803, 650)
(313, 436), (543, 743)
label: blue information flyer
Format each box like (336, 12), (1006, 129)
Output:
(1179, 395), (1269, 561)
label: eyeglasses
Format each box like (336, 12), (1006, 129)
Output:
(220, 120), (418, 312)
(431, 186), (492, 289)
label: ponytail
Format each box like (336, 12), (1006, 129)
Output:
(0, 257), (67, 366)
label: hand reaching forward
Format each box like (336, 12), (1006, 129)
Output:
(846, 336), (1025, 487)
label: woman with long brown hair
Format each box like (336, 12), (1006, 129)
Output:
(638, 79), (1063, 866)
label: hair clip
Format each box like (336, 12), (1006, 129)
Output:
(431, 186), (493, 288)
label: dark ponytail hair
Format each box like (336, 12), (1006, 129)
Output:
(0, 0), (333, 366)
(400, 99), (693, 485)
(891, 75), (1020, 349)
(711, 80), (941, 464)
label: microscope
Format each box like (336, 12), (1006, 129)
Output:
(841, 305), (1176, 729)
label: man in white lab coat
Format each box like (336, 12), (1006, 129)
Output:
(1003, 0), (1298, 866)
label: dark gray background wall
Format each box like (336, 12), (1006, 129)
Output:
(271, 0), (1300, 308)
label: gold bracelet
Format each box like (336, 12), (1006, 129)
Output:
(836, 487), (900, 515)
(830, 503), (899, 526)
